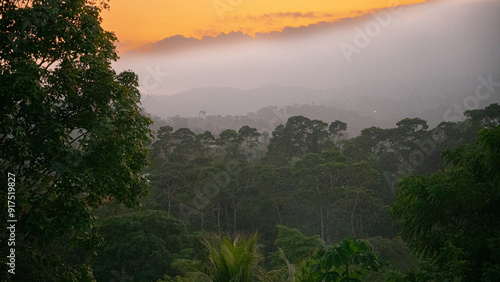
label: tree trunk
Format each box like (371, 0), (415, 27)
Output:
(201, 211), (204, 230)
(217, 203), (221, 236)
(167, 191), (172, 215)
(351, 191), (360, 238)
(225, 204), (231, 235)
(360, 216), (363, 236)
(320, 205), (325, 241)
(233, 200), (237, 237)
(326, 203), (330, 243)
(274, 199), (283, 225)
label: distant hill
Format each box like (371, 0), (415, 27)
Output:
(140, 83), (500, 136)
(143, 104), (377, 138)
(140, 85), (334, 117)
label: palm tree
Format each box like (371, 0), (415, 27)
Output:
(186, 232), (267, 282)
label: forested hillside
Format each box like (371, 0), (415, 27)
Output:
(91, 103), (499, 281)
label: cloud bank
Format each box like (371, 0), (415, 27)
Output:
(113, 0), (500, 109)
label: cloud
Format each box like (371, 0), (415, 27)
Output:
(128, 11), (380, 54)
(193, 28), (220, 38)
(231, 11), (336, 23)
(127, 6), (398, 54)
(115, 0), (500, 107)
(189, 11), (339, 40)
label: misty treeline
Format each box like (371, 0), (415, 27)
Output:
(145, 104), (497, 237)
(89, 103), (499, 281)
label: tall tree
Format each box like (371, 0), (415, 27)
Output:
(393, 126), (500, 281)
(464, 103), (500, 129)
(0, 0), (152, 279)
(267, 116), (330, 165)
(238, 125), (261, 160)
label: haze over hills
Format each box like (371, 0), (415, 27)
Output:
(141, 81), (500, 137)
(141, 75), (495, 117)
(125, 0), (500, 135)
(117, 0), (499, 93)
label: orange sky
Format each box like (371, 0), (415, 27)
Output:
(101, 0), (426, 53)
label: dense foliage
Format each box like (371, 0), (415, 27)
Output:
(0, 0), (152, 280)
(90, 210), (192, 281)
(301, 238), (383, 281)
(393, 125), (500, 281)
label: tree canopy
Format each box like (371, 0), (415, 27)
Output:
(393, 126), (500, 281)
(1, 0), (152, 279)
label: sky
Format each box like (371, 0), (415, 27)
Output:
(101, 0), (500, 125)
(101, 0), (426, 52)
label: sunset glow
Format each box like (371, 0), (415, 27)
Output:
(101, 0), (426, 52)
